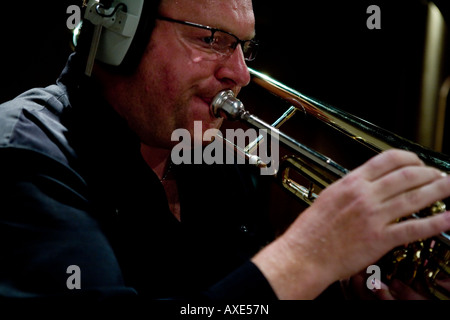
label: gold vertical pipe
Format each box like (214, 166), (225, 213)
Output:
(418, 2), (447, 149)
(435, 77), (450, 152)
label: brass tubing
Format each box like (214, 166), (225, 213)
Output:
(248, 68), (450, 172)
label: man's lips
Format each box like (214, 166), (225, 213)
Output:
(195, 96), (219, 120)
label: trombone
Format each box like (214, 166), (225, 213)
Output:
(211, 67), (450, 299)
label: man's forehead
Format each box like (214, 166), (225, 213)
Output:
(159, 0), (255, 38)
(159, 0), (254, 18)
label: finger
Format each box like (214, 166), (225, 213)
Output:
(386, 211), (450, 247)
(370, 281), (395, 300)
(352, 149), (424, 182)
(388, 280), (428, 300)
(379, 173), (450, 222)
(373, 166), (446, 202)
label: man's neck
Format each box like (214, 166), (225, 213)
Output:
(140, 143), (181, 221)
(140, 143), (172, 181)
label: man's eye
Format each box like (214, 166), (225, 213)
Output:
(202, 36), (214, 45)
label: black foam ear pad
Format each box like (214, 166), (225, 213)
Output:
(117, 0), (160, 74)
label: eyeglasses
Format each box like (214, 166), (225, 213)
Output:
(156, 15), (259, 62)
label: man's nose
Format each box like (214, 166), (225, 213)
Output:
(215, 45), (251, 88)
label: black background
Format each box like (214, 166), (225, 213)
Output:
(250, 0), (444, 143)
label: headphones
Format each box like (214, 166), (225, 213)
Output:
(80, 0), (158, 76)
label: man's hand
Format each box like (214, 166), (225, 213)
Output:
(343, 271), (429, 300)
(252, 149), (450, 299)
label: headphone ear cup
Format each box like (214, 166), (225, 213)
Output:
(82, 0), (159, 75)
(89, 0), (144, 66)
(79, 0), (160, 75)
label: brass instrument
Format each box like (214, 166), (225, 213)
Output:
(211, 67), (450, 299)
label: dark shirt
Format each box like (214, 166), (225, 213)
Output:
(0, 53), (277, 302)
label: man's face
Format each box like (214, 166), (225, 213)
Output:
(114, 0), (255, 149)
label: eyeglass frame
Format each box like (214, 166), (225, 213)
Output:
(156, 15), (259, 61)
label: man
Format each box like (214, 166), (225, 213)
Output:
(0, 0), (449, 302)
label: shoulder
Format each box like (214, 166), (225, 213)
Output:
(0, 84), (75, 166)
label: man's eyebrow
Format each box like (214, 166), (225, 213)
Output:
(210, 20), (256, 40)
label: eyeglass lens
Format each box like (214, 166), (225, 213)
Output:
(161, 17), (258, 62)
